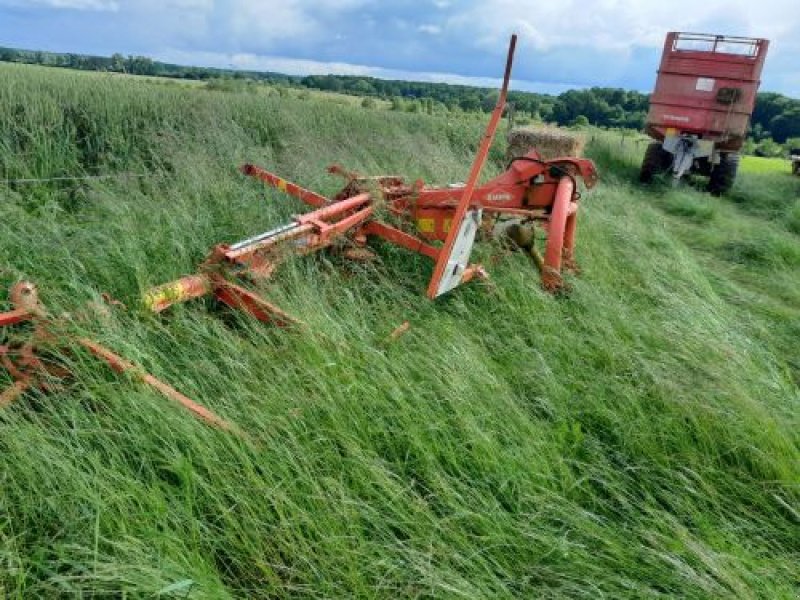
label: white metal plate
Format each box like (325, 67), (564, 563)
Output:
(696, 77), (715, 92)
(433, 208), (482, 298)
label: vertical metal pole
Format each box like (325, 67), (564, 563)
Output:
(426, 34), (517, 299)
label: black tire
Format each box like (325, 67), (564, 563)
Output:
(708, 153), (740, 196)
(640, 142), (672, 183)
(693, 157), (713, 177)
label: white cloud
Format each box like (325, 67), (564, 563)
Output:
(449, 0), (799, 52)
(441, 0), (798, 94)
(418, 24), (442, 35)
(0, 0), (118, 9)
(225, 0), (374, 48)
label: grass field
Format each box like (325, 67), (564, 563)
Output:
(741, 155), (793, 174)
(0, 62), (798, 598)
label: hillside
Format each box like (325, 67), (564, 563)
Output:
(0, 62), (798, 598)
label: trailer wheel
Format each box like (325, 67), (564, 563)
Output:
(639, 142), (672, 183)
(708, 153), (740, 196)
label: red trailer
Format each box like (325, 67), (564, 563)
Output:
(640, 32), (769, 194)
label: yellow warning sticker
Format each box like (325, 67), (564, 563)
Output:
(143, 282), (188, 311)
(417, 218), (435, 233)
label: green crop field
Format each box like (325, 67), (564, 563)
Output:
(0, 62), (798, 599)
(741, 155), (793, 174)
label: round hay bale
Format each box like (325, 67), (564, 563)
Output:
(507, 126), (586, 161)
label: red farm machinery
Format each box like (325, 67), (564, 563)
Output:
(640, 32), (769, 194)
(143, 35), (599, 327)
(2, 34), (598, 434)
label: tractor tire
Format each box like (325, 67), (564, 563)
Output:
(708, 152), (740, 196)
(639, 142), (672, 183)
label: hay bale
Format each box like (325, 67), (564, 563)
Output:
(507, 126), (585, 161)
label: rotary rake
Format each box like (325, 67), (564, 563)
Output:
(143, 34), (598, 326)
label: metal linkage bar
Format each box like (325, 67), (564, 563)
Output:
(0, 282), (238, 433)
(241, 164), (330, 208)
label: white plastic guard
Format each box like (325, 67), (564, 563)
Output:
(432, 208), (483, 298)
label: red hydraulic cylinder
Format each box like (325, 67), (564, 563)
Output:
(542, 177), (574, 291)
(563, 206), (578, 269)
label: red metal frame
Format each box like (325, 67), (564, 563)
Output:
(244, 150), (597, 293)
(143, 34), (599, 323)
(0, 282), (237, 432)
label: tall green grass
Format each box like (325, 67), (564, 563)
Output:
(0, 62), (798, 598)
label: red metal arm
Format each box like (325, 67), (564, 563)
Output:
(242, 164), (330, 208)
(426, 33), (517, 299)
(0, 308), (33, 326)
(77, 337), (240, 433)
(213, 280), (299, 327)
(362, 221), (440, 260)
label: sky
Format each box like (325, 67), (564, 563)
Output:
(0, 0), (798, 97)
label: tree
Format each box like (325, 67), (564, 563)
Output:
(126, 55), (156, 76)
(110, 53), (125, 72)
(481, 91), (499, 112)
(84, 55), (107, 71)
(769, 109), (800, 143)
(351, 79), (374, 96)
(459, 95), (481, 112)
(752, 92), (791, 131)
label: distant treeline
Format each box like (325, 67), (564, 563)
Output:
(1, 45), (798, 147)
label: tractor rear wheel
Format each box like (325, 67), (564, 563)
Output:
(640, 142), (672, 183)
(708, 152), (740, 196)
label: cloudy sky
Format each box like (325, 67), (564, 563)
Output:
(1, 0), (798, 96)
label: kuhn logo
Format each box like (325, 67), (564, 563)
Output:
(663, 114), (690, 123)
(487, 192), (512, 203)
